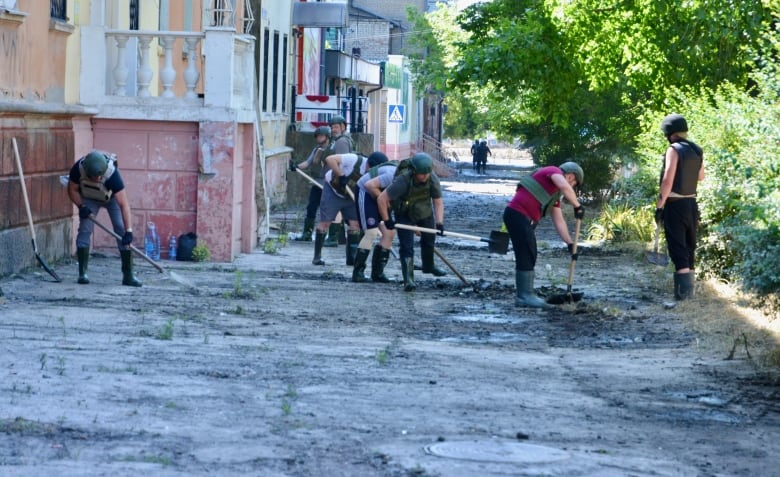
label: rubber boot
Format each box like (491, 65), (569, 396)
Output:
(121, 250), (142, 287)
(338, 223), (347, 245)
(295, 217), (315, 242)
(421, 247), (447, 276)
(401, 257), (416, 292)
(515, 270), (549, 308)
(371, 245), (391, 283)
(77, 247), (90, 284)
(324, 223), (341, 247)
(346, 230), (361, 266)
(313, 231), (326, 265)
(674, 272), (695, 300)
(352, 248), (370, 282)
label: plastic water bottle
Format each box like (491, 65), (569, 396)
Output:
(168, 234), (177, 261)
(145, 222), (160, 261)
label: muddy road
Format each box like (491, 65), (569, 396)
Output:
(1, 160), (778, 477)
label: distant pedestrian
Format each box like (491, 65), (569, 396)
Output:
(477, 140), (492, 175)
(470, 139), (479, 171)
(655, 114), (704, 300)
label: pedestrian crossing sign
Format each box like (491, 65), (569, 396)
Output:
(388, 104), (405, 123)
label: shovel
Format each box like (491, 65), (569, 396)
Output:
(394, 223), (509, 255)
(433, 247), (470, 286)
(12, 138), (61, 282)
(646, 221), (669, 266)
(88, 215), (197, 291)
(547, 218), (584, 304)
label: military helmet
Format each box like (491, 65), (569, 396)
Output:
(367, 151), (389, 168)
(83, 151), (108, 178)
(411, 152), (433, 174)
(328, 115), (347, 126)
(314, 125), (331, 138)
(559, 161), (584, 187)
(660, 114), (688, 136)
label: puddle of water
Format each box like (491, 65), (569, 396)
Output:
(450, 313), (521, 324)
(655, 409), (742, 424)
(439, 332), (530, 344)
(424, 440), (570, 464)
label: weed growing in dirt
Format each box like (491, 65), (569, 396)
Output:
(281, 384), (298, 415)
(54, 356), (66, 376)
(225, 270), (258, 299)
(192, 244), (211, 262)
(376, 347), (390, 365)
(38, 353), (47, 370)
(155, 319), (174, 340)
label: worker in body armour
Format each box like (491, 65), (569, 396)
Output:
(655, 114), (705, 300)
(377, 153), (447, 292)
(322, 115), (355, 247)
(290, 125), (333, 241)
(503, 162), (585, 307)
(67, 150), (141, 287)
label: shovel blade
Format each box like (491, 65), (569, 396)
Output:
(35, 252), (61, 282)
(546, 291), (584, 305)
(488, 230), (509, 254)
(646, 251), (669, 266)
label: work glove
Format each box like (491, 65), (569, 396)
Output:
(383, 219), (395, 230)
(337, 175), (350, 188)
(289, 161), (297, 172)
(435, 222), (445, 236)
(79, 206), (91, 220)
(567, 242), (579, 260)
(121, 231), (133, 246)
(655, 207), (664, 224)
(573, 205), (585, 220)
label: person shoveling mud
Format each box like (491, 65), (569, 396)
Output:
(501, 161), (586, 308)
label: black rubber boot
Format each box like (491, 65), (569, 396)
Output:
(346, 231), (361, 266)
(77, 247), (90, 284)
(121, 250), (142, 287)
(421, 246), (447, 276)
(352, 248), (370, 282)
(371, 245), (391, 283)
(313, 231), (326, 265)
(295, 217), (315, 241)
(324, 223), (341, 247)
(515, 270), (548, 308)
(401, 257), (416, 292)
(674, 272), (695, 300)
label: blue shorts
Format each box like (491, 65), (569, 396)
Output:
(357, 188), (381, 230)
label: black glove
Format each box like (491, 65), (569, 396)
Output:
(121, 231), (133, 246)
(79, 206), (91, 220)
(435, 222), (445, 236)
(655, 207), (664, 224)
(383, 219), (395, 230)
(567, 242), (579, 260)
(574, 205), (585, 220)
(337, 175), (350, 188)
(289, 161), (297, 172)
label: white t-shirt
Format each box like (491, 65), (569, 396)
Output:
(324, 153), (368, 197)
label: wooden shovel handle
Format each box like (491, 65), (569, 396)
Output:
(394, 223), (486, 242)
(11, 138), (38, 245)
(295, 168), (323, 189)
(88, 215), (165, 273)
(566, 218), (581, 292)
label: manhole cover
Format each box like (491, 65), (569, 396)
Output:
(424, 440), (570, 464)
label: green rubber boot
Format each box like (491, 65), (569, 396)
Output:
(324, 223), (341, 247)
(401, 257), (416, 292)
(371, 245), (391, 283)
(295, 217), (315, 241)
(121, 250), (142, 287)
(352, 248), (370, 282)
(674, 272), (695, 300)
(77, 247), (90, 284)
(421, 246), (447, 276)
(515, 270), (549, 308)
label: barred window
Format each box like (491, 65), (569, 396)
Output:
(50, 0), (67, 20)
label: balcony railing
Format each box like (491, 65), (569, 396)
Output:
(105, 30), (205, 99)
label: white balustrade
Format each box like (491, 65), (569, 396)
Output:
(105, 30), (205, 100)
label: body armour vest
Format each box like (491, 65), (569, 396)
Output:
(661, 140), (702, 196)
(393, 172), (435, 222)
(79, 156), (117, 203)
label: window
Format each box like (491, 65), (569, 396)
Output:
(272, 31), (279, 112)
(50, 0), (66, 20)
(262, 28), (269, 112)
(282, 34), (288, 113)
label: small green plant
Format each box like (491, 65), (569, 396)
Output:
(155, 319), (174, 340)
(192, 244), (211, 262)
(38, 353), (47, 371)
(281, 400), (292, 415)
(376, 348), (390, 366)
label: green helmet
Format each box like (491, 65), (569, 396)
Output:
(314, 126), (331, 138)
(83, 151), (108, 177)
(559, 161), (584, 186)
(411, 153), (433, 174)
(328, 115), (347, 126)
